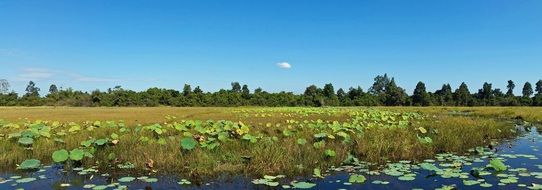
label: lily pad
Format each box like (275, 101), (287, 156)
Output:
(178, 179), (191, 185)
(372, 180), (390, 185)
(83, 184), (96, 188)
(18, 137), (34, 145)
(95, 139), (108, 146)
(92, 185), (108, 190)
(489, 159), (507, 171)
(118, 177), (135, 182)
(480, 183), (493, 188)
(142, 178), (158, 183)
(291, 181), (316, 189)
(70, 148), (85, 161)
(398, 176), (416, 181)
(348, 174), (366, 183)
(16, 177), (36, 183)
(463, 180), (481, 186)
(180, 137), (197, 150)
(52, 149), (69, 163)
(17, 159), (41, 170)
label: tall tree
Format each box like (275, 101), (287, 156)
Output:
(254, 87), (263, 94)
(25, 81), (40, 97)
(477, 82), (495, 105)
(506, 80), (515, 97)
(241, 84), (250, 99)
(304, 85), (323, 106)
(522, 82), (533, 98)
(231, 82), (241, 93)
(337, 88), (346, 103)
(0, 79), (10, 94)
(454, 82), (471, 106)
(412, 81), (430, 106)
(479, 82), (493, 99)
(323, 83), (335, 99)
(435, 84), (453, 106)
(49, 84), (59, 94)
(369, 74), (390, 95)
(533, 81), (542, 106)
(383, 78), (407, 106)
(193, 86), (203, 94)
(347, 86), (363, 100)
(536, 80), (542, 95)
(322, 83), (339, 106)
(304, 85), (319, 97)
(182, 84), (192, 96)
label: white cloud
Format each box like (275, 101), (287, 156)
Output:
(15, 67), (117, 83)
(276, 62), (291, 69)
(17, 68), (55, 81)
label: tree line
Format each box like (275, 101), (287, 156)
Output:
(1, 74), (542, 107)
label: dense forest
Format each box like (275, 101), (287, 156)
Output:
(1, 74), (542, 107)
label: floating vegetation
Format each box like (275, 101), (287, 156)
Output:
(348, 174), (366, 183)
(15, 177), (36, 183)
(489, 158), (508, 171)
(51, 149), (69, 163)
(1, 107), (541, 189)
(117, 177), (135, 183)
(291, 181), (316, 189)
(177, 179), (191, 185)
(17, 159), (41, 170)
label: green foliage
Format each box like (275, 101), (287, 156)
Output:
(17, 159), (41, 170)
(313, 168), (324, 178)
(52, 149), (69, 163)
(69, 149), (85, 161)
(180, 137), (198, 150)
(94, 138), (108, 146)
(348, 174), (367, 183)
(0, 106), (526, 187)
(118, 177), (136, 182)
(417, 135), (433, 144)
(291, 182), (316, 189)
(489, 159), (507, 171)
(420, 163), (441, 172)
(324, 149), (336, 157)
(18, 137), (34, 145)
(16, 177), (37, 183)
(3, 77), (542, 107)
(296, 138), (307, 145)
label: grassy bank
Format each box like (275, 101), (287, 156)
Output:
(0, 107), (519, 180)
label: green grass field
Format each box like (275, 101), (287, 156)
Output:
(0, 107), (535, 179)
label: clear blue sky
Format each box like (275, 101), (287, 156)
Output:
(1, 0), (541, 95)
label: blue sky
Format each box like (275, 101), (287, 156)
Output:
(1, 0), (541, 95)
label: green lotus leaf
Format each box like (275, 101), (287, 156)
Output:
(180, 137), (198, 150)
(70, 148), (85, 161)
(18, 137), (34, 145)
(52, 149), (69, 163)
(348, 174), (366, 183)
(17, 159), (41, 170)
(291, 182), (316, 189)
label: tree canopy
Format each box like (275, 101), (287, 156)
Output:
(1, 76), (542, 107)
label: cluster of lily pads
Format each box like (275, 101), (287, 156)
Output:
(246, 127), (542, 189)
(1, 108), (541, 189)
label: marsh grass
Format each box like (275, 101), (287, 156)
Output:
(0, 107), (523, 180)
